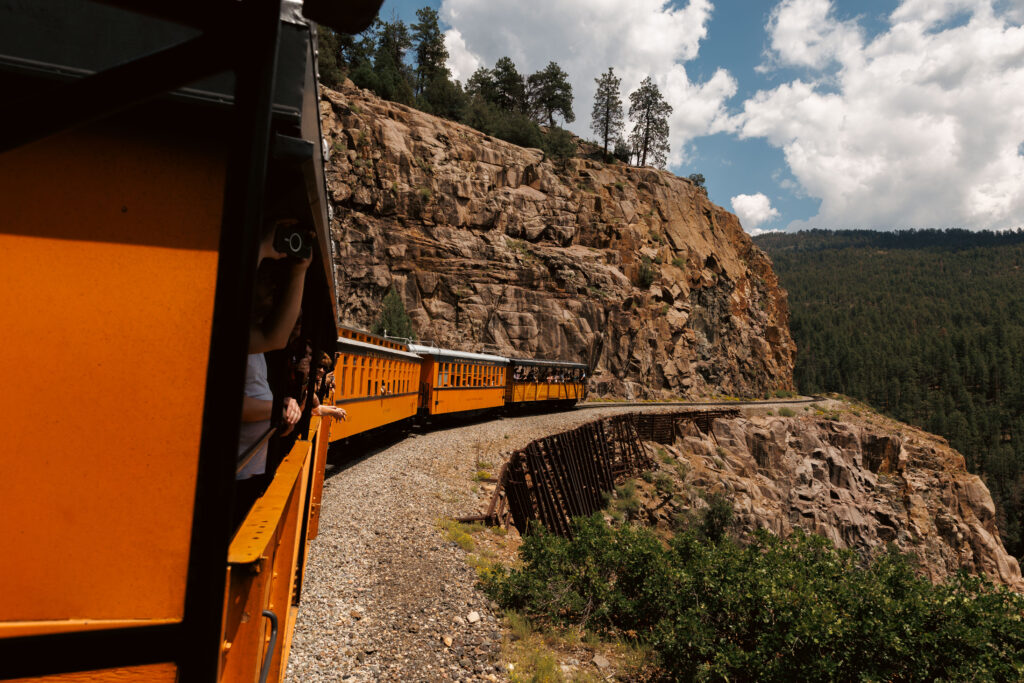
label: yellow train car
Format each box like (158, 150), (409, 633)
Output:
(0, 1), (380, 681)
(409, 344), (509, 416)
(506, 358), (589, 408)
(329, 326), (424, 441)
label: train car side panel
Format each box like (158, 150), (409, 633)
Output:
(329, 337), (422, 441)
(5, 663), (179, 682)
(0, 123), (224, 626)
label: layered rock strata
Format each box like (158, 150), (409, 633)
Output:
(655, 412), (1023, 589)
(321, 82), (796, 398)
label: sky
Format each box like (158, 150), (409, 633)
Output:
(374, 0), (1024, 233)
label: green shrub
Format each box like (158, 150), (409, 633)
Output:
(637, 256), (657, 288)
(778, 407), (796, 417)
(653, 473), (675, 496)
(482, 514), (1024, 682)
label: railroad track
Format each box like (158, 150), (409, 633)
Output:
(574, 395), (824, 410)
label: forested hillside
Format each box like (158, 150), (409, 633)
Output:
(755, 229), (1024, 559)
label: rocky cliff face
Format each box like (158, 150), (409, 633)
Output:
(320, 82), (796, 398)
(651, 408), (1023, 589)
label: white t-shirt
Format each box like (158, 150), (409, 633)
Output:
(237, 353), (273, 480)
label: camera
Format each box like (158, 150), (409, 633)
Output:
(273, 224), (312, 259)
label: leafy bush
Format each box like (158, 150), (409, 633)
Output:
(637, 256), (657, 288)
(778, 406), (796, 417)
(542, 126), (576, 169)
(482, 514), (1024, 682)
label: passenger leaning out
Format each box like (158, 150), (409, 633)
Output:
(237, 216), (311, 483)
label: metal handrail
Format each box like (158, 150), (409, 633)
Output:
(257, 609), (279, 683)
(235, 426), (277, 477)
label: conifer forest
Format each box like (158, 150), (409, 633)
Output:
(756, 229), (1024, 560)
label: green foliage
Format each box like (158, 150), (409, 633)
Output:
(612, 137), (630, 164)
(491, 56), (528, 113)
(316, 27), (344, 89)
(778, 406), (796, 417)
(687, 173), (706, 194)
(637, 256), (657, 288)
(698, 492), (733, 542)
(410, 7), (448, 95)
(757, 228), (1024, 559)
(527, 61), (575, 127)
(542, 126), (576, 169)
(483, 515), (1024, 682)
(627, 76), (672, 168)
(591, 67), (624, 159)
(463, 95), (543, 149)
(371, 286), (416, 340)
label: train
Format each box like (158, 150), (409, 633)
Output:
(0, 2), (587, 681)
(329, 325), (588, 443)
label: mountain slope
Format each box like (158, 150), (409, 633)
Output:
(756, 229), (1024, 559)
(321, 80), (796, 399)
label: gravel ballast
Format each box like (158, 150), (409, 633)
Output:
(285, 405), (680, 682)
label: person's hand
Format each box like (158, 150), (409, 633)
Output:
(280, 397), (301, 435)
(322, 405), (347, 421)
(289, 249), (313, 274)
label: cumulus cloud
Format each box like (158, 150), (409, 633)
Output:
(731, 193), (781, 230)
(763, 0), (863, 70)
(737, 0), (1024, 230)
(439, 0), (735, 167)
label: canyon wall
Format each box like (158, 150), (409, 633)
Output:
(320, 82), (795, 398)
(654, 411), (1023, 589)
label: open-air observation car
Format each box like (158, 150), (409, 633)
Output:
(506, 357), (589, 408)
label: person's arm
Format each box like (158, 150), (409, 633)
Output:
(249, 258), (310, 354)
(241, 396), (273, 422)
(313, 404), (347, 420)
(279, 397), (301, 436)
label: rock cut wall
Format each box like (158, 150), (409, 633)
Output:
(321, 82), (796, 398)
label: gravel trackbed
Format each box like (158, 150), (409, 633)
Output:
(285, 405), (678, 682)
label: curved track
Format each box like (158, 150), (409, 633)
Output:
(574, 395), (823, 410)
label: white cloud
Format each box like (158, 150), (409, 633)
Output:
(764, 0), (863, 70)
(731, 193), (781, 230)
(736, 0), (1024, 230)
(439, 0), (735, 167)
(443, 28), (480, 83)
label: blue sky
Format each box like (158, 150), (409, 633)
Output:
(373, 0), (1024, 233)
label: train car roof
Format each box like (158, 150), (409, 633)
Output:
(407, 344), (510, 365)
(507, 357), (589, 370)
(337, 324), (410, 351)
(337, 335), (423, 361)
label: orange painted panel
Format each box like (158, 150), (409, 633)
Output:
(328, 351), (420, 442)
(6, 663), (177, 682)
(0, 618), (178, 639)
(222, 441), (312, 682)
(431, 386), (505, 415)
(0, 124), (224, 623)
(308, 418), (330, 539)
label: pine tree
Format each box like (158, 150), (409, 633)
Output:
(526, 62), (574, 127)
(371, 287), (416, 340)
(491, 57), (526, 113)
(591, 67), (624, 160)
(465, 66), (498, 104)
(411, 7), (448, 95)
(316, 28), (342, 88)
(371, 18), (414, 105)
(628, 76), (672, 168)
